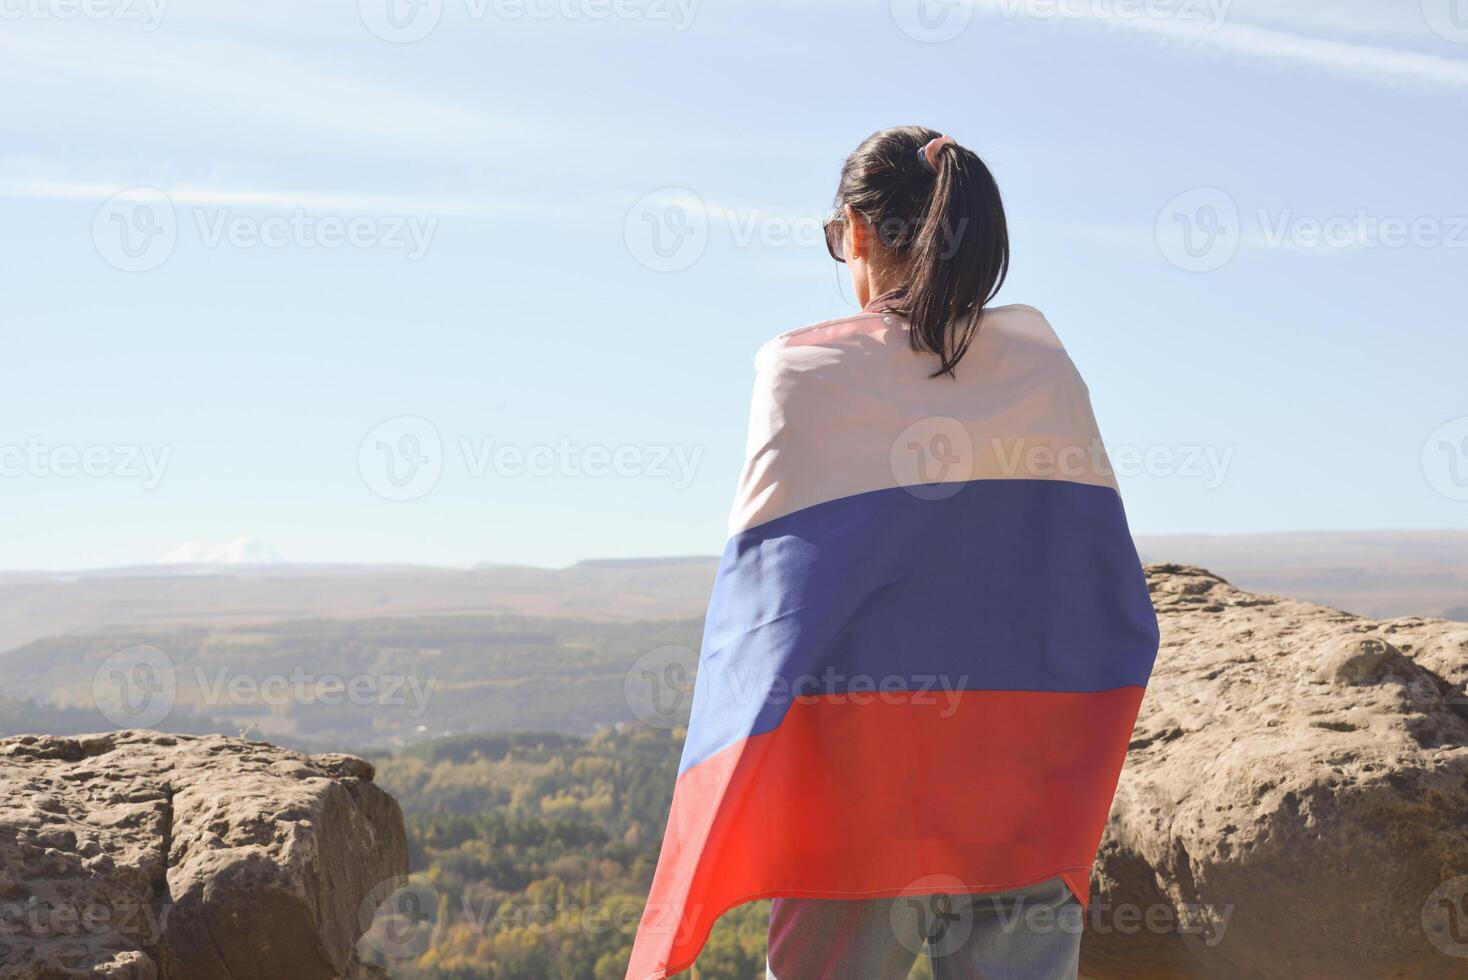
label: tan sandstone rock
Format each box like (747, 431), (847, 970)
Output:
(0, 731), (407, 979)
(1082, 565), (1468, 980)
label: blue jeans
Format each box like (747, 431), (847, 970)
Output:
(766, 878), (1083, 980)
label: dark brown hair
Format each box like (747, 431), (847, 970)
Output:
(834, 126), (1010, 377)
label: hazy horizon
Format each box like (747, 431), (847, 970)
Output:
(3, 531), (1463, 660)
(0, 527), (1462, 575)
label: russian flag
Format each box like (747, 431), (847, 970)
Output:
(627, 305), (1159, 979)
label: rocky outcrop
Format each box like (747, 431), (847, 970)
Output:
(0, 731), (407, 979)
(1083, 565), (1468, 980)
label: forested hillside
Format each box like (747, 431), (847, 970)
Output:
(369, 728), (783, 979)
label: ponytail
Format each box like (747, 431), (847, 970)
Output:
(832, 126), (1010, 377)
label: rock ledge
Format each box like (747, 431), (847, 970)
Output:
(1083, 565), (1468, 980)
(0, 730), (407, 980)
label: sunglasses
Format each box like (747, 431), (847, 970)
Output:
(823, 211), (847, 263)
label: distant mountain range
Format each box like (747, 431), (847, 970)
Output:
(0, 530), (1462, 751)
(157, 536), (285, 566)
(0, 556), (717, 657)
(1133, 530), (1468, 622)
(0, 531), (1463, 656)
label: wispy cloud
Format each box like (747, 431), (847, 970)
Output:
(0, 172), (579, 217)
(1221, 0), (1454, 41)
(970, 0), (1468, 92)
(0, 29), (543, 161)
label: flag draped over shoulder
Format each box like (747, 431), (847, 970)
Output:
(626, 305), (1160, 980)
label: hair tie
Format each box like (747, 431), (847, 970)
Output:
(918, 135), (956, 173)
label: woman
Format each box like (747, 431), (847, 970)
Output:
(628, 126), (1159, 980)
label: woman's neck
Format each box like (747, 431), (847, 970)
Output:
(857, 261), (908, 309)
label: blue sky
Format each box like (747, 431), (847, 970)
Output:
(2, 0), (1466, 570)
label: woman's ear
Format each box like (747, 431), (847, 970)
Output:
(843, 204), (869, 262)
